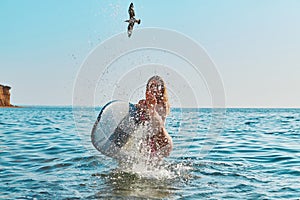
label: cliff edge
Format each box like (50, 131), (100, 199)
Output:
(0, 84), (13, 107)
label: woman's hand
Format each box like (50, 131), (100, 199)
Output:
(146, 90), (157, 114)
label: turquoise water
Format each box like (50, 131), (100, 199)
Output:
(1, 107), (300, 199)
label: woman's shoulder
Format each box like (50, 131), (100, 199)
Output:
(136, 99), (146, 106)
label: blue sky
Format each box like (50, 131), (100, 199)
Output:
(1, 0), (300, 107)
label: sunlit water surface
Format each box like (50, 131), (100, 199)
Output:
(1, 107), (300, 199)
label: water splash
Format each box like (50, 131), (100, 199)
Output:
(114, 125), (193, 180)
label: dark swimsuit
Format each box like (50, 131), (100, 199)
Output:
(131, 104), (158, 156)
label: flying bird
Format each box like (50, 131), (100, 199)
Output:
(124, 3), (141, 37)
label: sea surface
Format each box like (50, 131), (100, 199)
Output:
(1, 107), (300, 199)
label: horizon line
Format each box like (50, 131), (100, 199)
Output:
(6, 104), (300, 109)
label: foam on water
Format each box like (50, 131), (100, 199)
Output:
(116, 125), (189, 180)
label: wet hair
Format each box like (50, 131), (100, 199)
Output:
(146, 75), (170, 116)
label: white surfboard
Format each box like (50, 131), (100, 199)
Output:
(91, 100), (139, 159)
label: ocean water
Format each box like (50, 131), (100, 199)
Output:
(1, 107), (300, 199)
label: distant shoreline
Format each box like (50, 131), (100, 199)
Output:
(1, 105), (300, 109)
(0, 105), (23, 108)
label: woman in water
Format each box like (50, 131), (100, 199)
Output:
(136, 75), (173, 159)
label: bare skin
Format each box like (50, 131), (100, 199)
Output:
(136, 78), (173, 158)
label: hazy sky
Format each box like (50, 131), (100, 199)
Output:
(1, 0), (299, 107)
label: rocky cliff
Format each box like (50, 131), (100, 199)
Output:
(0, 84), (12, 107)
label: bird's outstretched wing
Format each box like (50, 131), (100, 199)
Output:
(128, 3), (135, 19)
(127, 23), (134, 37)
